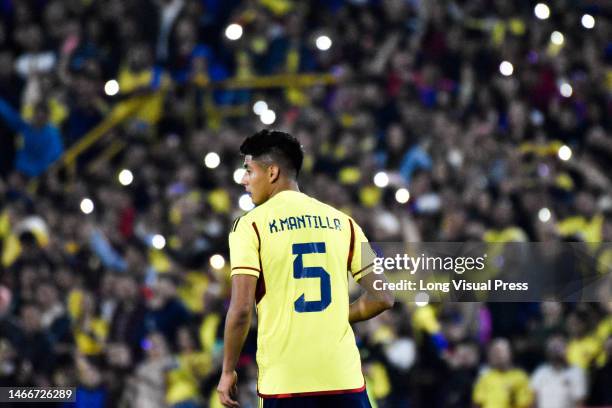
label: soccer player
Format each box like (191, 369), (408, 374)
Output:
(217, 130), (394, 408)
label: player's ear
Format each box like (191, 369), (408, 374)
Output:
(268, 164), (280, 183)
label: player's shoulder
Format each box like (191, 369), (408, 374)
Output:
(230, 204), (267, 232)
(305, 194), (355, 224)
(230, 215), (244, 233)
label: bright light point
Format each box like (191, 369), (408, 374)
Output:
(315, 35), (332, 51)
(80, 198), (94, 214)
(104, 80), (119, 96)
(373, 171), (389, 188)
(538, 208), (552, 223)
(152, 234), (166, 249)
(558, 145), (572, 161)
(239, 194), (255, 211)
(204, 152), (221, 169)
(499, 61), (514, 76)
(234, 168), (246, 184)
(560, 83), (573, 98)
(225, 23), (243, 40)
(209, 254), (226, 270)
(534, 3), (550, 20)
(260, 109), (276, 125)
(253, 100), (268, 115)
(551, 31), (564, 45)
(415, 292), (429, 307)
(395, 188), (410, 204)
(581, 14), (595, 29)
(118, 169), (133, 186)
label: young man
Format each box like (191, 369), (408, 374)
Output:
(217, 130), (394, 408)
(531, 335), (586, 408)
(0, 97), (64, 177)
(472, 338), (534, 408)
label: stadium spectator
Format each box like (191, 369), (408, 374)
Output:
(0, 97), (64, 177)
(472, 338), (533, 408)
(530, 335), (586, 408)
(144, 274), (193, 345)
(0, 51), (24, 176)
(565, 308), (602, 370)
(130, 332), (172, 408)
(440, 342), (480, 408)
(588, 336), (612, 406)
(11, 303), (55, 383)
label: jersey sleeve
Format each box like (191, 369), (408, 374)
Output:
(228, 216), (261, 278)
(349, 219), (376, 282)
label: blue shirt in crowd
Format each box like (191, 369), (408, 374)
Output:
(0, 97), (64, 177)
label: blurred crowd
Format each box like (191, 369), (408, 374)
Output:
(1, 0), (612, 407)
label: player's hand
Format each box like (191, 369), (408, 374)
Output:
(217, 370), (239, 407)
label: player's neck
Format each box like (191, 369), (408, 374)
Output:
(268, 179), (300, 200)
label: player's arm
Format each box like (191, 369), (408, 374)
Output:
(218, 217), (261, 408)
(0, 97), (29, 133)
(349, 268), (394, 323)
(347, 219), (394, 323)
(218, 274), (257, 407)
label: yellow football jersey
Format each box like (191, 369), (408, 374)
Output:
(473, 368), (533, 408)
(229, 190), (373, 396)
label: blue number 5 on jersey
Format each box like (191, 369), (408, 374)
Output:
(292, 242), (332, 312)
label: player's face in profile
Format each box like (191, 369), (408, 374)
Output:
(242, 156), (270, 205)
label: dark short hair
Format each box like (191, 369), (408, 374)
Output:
(240, 130), (304, 177)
